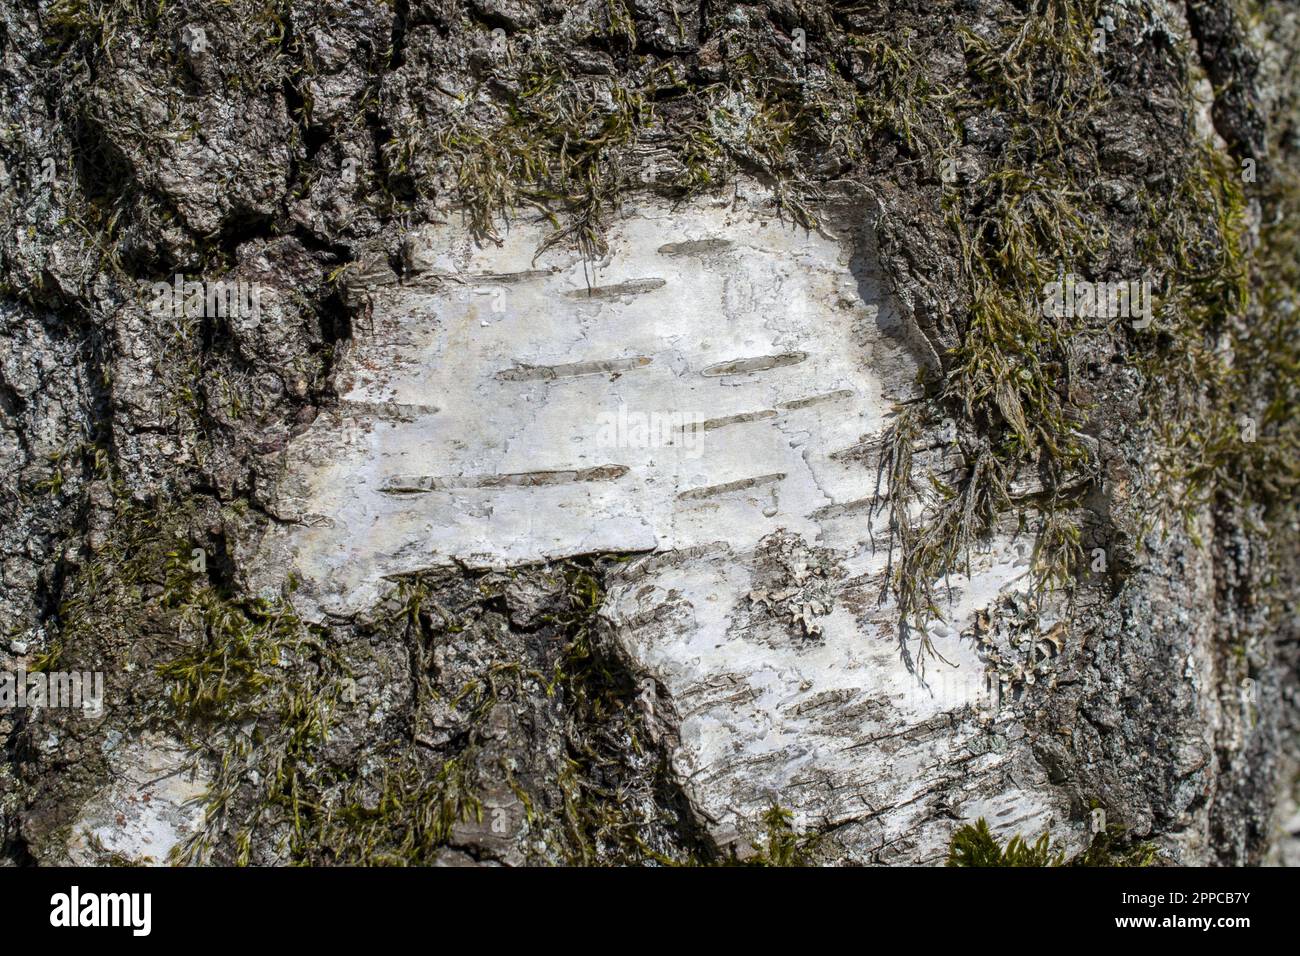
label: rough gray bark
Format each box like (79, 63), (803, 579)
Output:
(1, 0), (1297, 866)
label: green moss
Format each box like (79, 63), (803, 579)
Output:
(602, 0), (638, 48)
(392, 50), (658, 257)
(18, 456), (334, 865)
(850, 32), (959, 156)
(866, 0), (1299, 654)
(388, 21), (878, 250)
(297, 752), (484, 867)
(743, 805), (820, 867)
(948, 817), (1158, 867)
(155, 578), (322, 725)
(1069, 825), (1160, 868)
(153, 545), (349, 865)
(821, 2), (1115, 656)
(948, 818), (1063, 867)
(160, 555), (703, 866)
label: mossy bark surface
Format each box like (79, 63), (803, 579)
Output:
(1, 0), (1298, 865)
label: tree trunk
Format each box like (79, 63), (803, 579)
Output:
(1, 0), (1297, 866)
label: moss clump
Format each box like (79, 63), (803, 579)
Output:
(947, 818), (1063, 867)
(44, 0), (293, 87)
(385, 17), (871, 251)
(873, 0), (1112, 643)
(868, 0), (1299, 660)
(296, 752), (484, 867)
(1140, 152), (1300, 526)
(948, 817), (1158, 867)
(155, 554), (349, 866)
(742, 805), (821, 867)
(156, 572), (317, 723)
(1069, 825), (1160, 868)
(19, 451), (347, 865)
(411, 51), (655, 257)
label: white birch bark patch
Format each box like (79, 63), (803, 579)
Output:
(253, 191), (1069, 861)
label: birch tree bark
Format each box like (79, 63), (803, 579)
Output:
(1, 0), (1297, 866)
